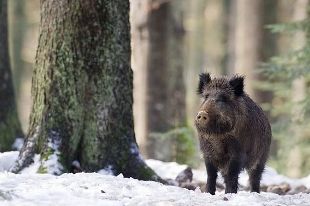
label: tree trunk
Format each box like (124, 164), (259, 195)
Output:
(7, 0), (26, 97)
(230, 0), (275, 106)
(8, 0), (39, 132)
(287, 0), (308, 178)
(0, 0), (23, 152)
(130, 0), (150, 156)
(203, 0), (226, 75)
(131, 0), (190, 163)
(11, 0), (162, 182)
(184, 0), (207, 126)
(226, 0), (236, 75)
(184, 0), (227, 127)
(233, 0), (263, 97)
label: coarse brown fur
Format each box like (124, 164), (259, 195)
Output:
(195, 73), (271, 194)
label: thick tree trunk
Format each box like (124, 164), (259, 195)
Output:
(11, 0), (161, 182)
(0, 0), (23, 152)
(131, 0), (189, 162)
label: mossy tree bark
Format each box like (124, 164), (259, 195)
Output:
(131, 0), (190, 162)
(11, 0), (162, 181)
(0, 0), (23, 152)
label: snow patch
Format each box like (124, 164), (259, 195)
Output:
(21, 154), (41, 174)
(41, 131), (64, 175)
(300, 174), (310, 188)
(98, 165), (114, 176)
(0, 151), (19, 172)
(41, 151), (63, 175)
(0, 152), (310, 205)
(146, 159), (207, 182)
(0, 152), (41, 174)
(12, 138), (24, 151)
(10, 126), (40, 173)
(72, 160), (81, 168)
(146, 159), (309, 189)
(130, 142), (145, 163)
(130, 142), (139, 155)
(0, 172), (309, 206)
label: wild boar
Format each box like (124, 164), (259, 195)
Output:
(195, 73), (271, 194)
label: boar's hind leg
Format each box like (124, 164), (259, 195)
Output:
(224, 159), (241, 194)
(248, 164), (264, 193)
(205, 159), (218, 195)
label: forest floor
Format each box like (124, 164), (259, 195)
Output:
(0, 151), (310, 206)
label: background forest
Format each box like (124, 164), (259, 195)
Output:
(2, 0), (310, 178)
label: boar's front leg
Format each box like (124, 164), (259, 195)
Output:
(222, 136), (242, 194)
(223, 158), (241, 194)
(205, 159), (218, 195)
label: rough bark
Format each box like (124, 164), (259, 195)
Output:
(131, 0), (188, 161)
(11, 0), (162, 182)
(0, 0), (23, 152)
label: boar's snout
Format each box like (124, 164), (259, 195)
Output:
(196, 111), (208, 124)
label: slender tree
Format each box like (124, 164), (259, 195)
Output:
(228, 0), (275, 106)
(286, 0), (308, 178)
(7, 0), (27, 95)
(184, 0), (206, 130)
(203, 0), (226, 75)
(264, 0), (310, 177)
(0, 0), (23, 151)
(11, 0), (161, 181)
(231, 0), (263, 97)
(131, 0), (194, 164)
(8, 0), (36, 131)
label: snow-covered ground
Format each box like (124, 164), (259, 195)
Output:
(146, 159), (310, 188)
(0, 151), (309, 206)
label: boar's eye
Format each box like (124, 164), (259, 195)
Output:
(217, 94), (228, 103)
(204, 94), (209, 99)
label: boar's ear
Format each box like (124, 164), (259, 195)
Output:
(229, 75), (244, 97)
(197, 73), (211, 95)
